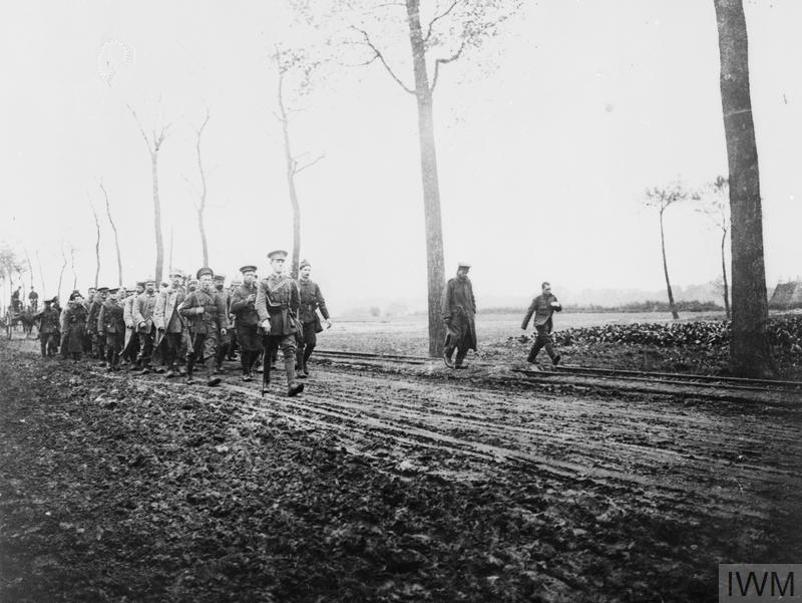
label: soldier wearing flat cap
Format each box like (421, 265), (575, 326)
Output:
(211, 274), (232, 374)
(133, 280), (159, 373)
(154, 269), (187, 378)
(179, 267), (228, 386)
(85, 287), (108, 361)
(98, 288), (126, 370)
(256, 250), (304, 396)
(441, 262), (477, 369)
(227, 279), (243, 361)
(230, 265), (263, 381)
(521, 281), (562, 366)
(296, 259), (331, 378)
(121, 282), (145, 365)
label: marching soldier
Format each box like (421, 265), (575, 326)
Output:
(98, 288), (126, 371)
(212, 274), (231, 373)
(441, 262), (477, 369)
(133, 280), (158, 373)
(521, 281), (562, 366)
(296, 260), (331, 378)
(62, 292), (88, 360)
(154, 270), (186, 378)
(86, 287), (108, 362)
(121, 282), (144, 366)
(230, 266), (262, 381)
(179, 267), (228, 386)
(227, 279), (242, 361)
(34, 297), (60, 357)
(256, 249), (304, 397)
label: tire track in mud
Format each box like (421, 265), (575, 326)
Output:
(86, 362), (801, 524)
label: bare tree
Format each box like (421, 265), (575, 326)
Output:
(127, 103), (171, 285)
(70, 246), (78, 291)
(271, 45), (325, 279)
(99, 180), (124, 286)
(187, 109), (212, 266)
(644, 182), (686, 320)
(0, 245), (25, 313)
(695, 176), (730, 318)
(299, 0), (522, 355)
(713, 0), (774, 377)
(36, 250), (46, 298)
(89, 196), (101, 288)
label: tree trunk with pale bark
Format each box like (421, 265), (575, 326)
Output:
(713, 0), (774, 377)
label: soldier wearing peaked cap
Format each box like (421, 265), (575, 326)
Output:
(154, 270), (187, 378)
(133, 280), (158, 373)
(121, 282), (144, 365)
(256, 250), (304, 397)
(86, 287), (108, 363)
(98, 287), (126, 371)
(230, 265), (263, 381)
(34, 297), (60, 358)
(521, 281), (562, 366)
(179, 267), (228, 386)
(441, 262), (477, 369)
(296, 259), (331, 378)
(211, 274), (232, 373)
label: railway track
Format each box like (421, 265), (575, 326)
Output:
(314, 348), (802, 402)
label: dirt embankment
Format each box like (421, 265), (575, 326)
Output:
(1, 340), (800, 602)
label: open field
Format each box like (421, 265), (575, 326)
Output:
(2, 337), (800, 601)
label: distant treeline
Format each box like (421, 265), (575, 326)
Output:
(482, 300), (724, 315)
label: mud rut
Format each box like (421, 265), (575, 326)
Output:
(92, 358), (801, 530)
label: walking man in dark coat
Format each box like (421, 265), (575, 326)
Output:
(212, 274), (231, 374)
(521, 281), (562, 365)
(98, 288), (126, 371)
(62, 292), (87, 360)
(441, 262), (477, 369)
(179, 267), (228, 386)
(256, 250), (303, 397)
(34, 297), (60, 357)
(133, 280), (158, 373)
(230, 266), (263, 381)
(296, 260), (331, 378)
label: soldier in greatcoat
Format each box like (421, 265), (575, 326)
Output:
(98, 288), (126, 371)
(133, 280), (158, 373)
(230, 266), (262, 381)
(154, 270), (186, 378)
(179, 267), (228, 386)
(62, 292), (88, 360)
(256, 250), (303, 397)
(212, 274), (232, 374)
(441, 262), (477, 369)
(296, 260), (331, 378)
(521, 281), (562, 366)
(34, 297), (60, 358)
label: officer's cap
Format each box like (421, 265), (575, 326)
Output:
(144, 279), (156, 285)
(135, 281), (146, 287)
(457, 261), (471, 269)
(169, 269), (185, 278)
(109, 287), (119, 294)
(69, 291), (83, 301)
(299, 259), (311, 270)
(196, 267), (214, 279)
(267, 249), (288, 260)
(239, 265), (258, 274)
(213, 274), (225, 282)
(98, 286), (109, 293)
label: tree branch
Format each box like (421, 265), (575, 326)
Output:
(352, 26), (415, 95)
(295, 153), (326, 175)
(126, 103), (152, 151)
(430, 38), (467, 93)
(424, 0), (459, 44)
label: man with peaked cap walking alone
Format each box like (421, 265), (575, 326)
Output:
(180, 267), (228, 386)
(296, 259), (331, 378)
(521, 281), (562, 366)
(230, 265), (263, 381)
(441, 262), (477, 369)
(256, 250), (304, 397)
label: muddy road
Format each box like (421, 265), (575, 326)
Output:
(2, 338), (800, 601)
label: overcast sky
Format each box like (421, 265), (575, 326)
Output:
(1, 0), (800, 309)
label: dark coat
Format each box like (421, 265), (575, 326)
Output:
(35, 307), (60, 334)
(85, 298), (103, 334)
(256, 274), (300, 337)
(441, 276), (477, 351)
(179, 289), (227, 335)
(64, 303), (87, 354)
(230, 283), (260, 327)
(298, 278), (329, 332)
(521, 293), (562, 333)
(98, 300), (125, 334)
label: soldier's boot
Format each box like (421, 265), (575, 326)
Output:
(240, 351), (253, 381)
(526, 341), (542, 364)
(454, 349), (468, 369)
(443, 345), (455, 368)
(186, 357), (196, 384)
(285, 353), (303, 397)
(302, 345), (314, 376)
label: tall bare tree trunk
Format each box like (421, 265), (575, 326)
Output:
(36, 250), (46, 298)
(713, 0), (774, 377)
(720, 229), (731, 318)
(406, 0), (446, 357)
(194, 110), (211, 266)
(276, 73), (303, 280)
(57, 244), (67, 301)
(70, 247), (77, 291)
(658, 209), (679, 319)
(90, 202), (101, 288)
(169, 225), (175, 275)
(100, 182), (123, 286)
(151, 152), (165, 284)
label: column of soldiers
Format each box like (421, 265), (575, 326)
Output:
(31, 249), (333, 398)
